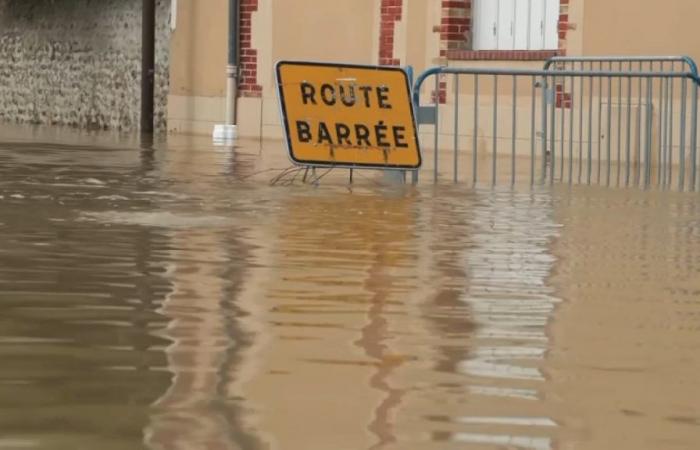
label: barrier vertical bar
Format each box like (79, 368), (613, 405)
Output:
(606, 75), (612, 186)
(597, 63), (603, 184)
(617, 62), (623, 186)
(690, 80), (698, 191)
(667, 69), (675, 187)
(658, 63), (665, 185)
(679, 78), (687, 191)
(626, 76), (632, 186)
(568, 75), (574, 183)
(560, 76), (566, 181)
(636, 62), (643, 186)
(434, 75), (440, 182)
(645, 77), (653, 188)
(542, 75), (549, 184)
(492, 75), (498, 186)
(588, 76), (594, 185)
(578, 62), (584, 183)
(405, 65), (415, 185)
(531, 76), (536, 186)
(550, 74), (557, 184)
(473, 75), (479, 185)
(453, 74), (460, 182)
(512, 75), (517, 186)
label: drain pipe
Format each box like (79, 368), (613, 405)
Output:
(141, 0), (156, 133)
(213, 0), (239, 142)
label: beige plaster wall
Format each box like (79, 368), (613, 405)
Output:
(583, 0), (700, 62)
(169, 0), (382, 137)
(257, 0), (381, 139)
(271, 0), (375, 64)
(168, 0), (228, 134)
(403, 0), (434, 73)
(169, 0), (700, 139)
(169, 0), (227, 97)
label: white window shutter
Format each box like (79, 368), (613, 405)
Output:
(513, 0), (530, 50)
(497, 0), (516, 50)
(544, 0), (560, 50)
(473, 0), (499, 50)
(528, 0), (545, 50)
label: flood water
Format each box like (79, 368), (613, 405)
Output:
(0, 124), (699, 450)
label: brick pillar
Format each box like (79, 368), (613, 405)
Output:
(558, 0), (570, 49)
(239, 0), (262, 97)
(379, 0), (403, 66)
(434, 1), (471, 104)
(440, 0), (471, 58)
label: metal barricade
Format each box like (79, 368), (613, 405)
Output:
(543, 56), (699, 77)
(413, 63), (700, 191)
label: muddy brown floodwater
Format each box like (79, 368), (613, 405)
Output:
(0, 124), (698, 450)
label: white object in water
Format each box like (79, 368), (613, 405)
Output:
(212, 124), (238, 143)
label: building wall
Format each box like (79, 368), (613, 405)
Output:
(272, 0), (375, 64)
(583, 0), (700, 63)
(2, 0), (699, 137)
(0, 0), (171, 131)
(168, 0), (434, 138)
(255, 0), (381, 138)
(168, 0), (228, 135)
(169, 0), (700, 139)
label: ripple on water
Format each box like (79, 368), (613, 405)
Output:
(78, 211), (233, 229)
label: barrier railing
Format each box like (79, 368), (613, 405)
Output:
(412, 61), (699, 191)
(543, 55), (699, 77)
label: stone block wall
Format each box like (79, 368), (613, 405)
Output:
(0, 0), (171, 131)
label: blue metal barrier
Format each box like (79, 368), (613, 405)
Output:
(412, 60), (700, 191)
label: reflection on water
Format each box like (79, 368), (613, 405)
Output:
(0, 124), (699, 450)
(442, 191), (561, 450)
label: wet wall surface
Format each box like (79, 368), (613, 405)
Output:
(0, 0), (170, 131)
(0, 125), (698, 449)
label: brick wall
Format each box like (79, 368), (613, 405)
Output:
(0, 0), (171, 131)
(440, 0), (471, 57)
(559, 0), (570, 42)
(379, 0), (403, 66)
(239, 0), (261, 97)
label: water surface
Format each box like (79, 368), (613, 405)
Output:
(0, 125), (698, 450)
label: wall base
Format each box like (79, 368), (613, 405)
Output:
(168, 94), (284, 139)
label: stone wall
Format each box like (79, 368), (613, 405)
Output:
(0, 0), (170, 131)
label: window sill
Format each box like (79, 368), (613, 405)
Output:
(445, 50), (563, 61)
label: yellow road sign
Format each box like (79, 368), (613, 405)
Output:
(275, 61), (422, 170)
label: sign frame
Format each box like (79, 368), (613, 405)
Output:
(275, 60), (422, 171)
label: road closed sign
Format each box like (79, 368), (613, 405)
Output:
(275, 61), (421, 170)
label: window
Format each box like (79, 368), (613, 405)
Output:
(473, 0), (559, 51)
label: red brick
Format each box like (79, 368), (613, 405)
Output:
(442, 24), (462, 33)
(238, 0), (261, 95)
(441, 32), (466, 40)
(442, 1), (469, 7)
(441, 17), (470, 25)
(378, 0), (403, 66)
(444, 49), (562, 61)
